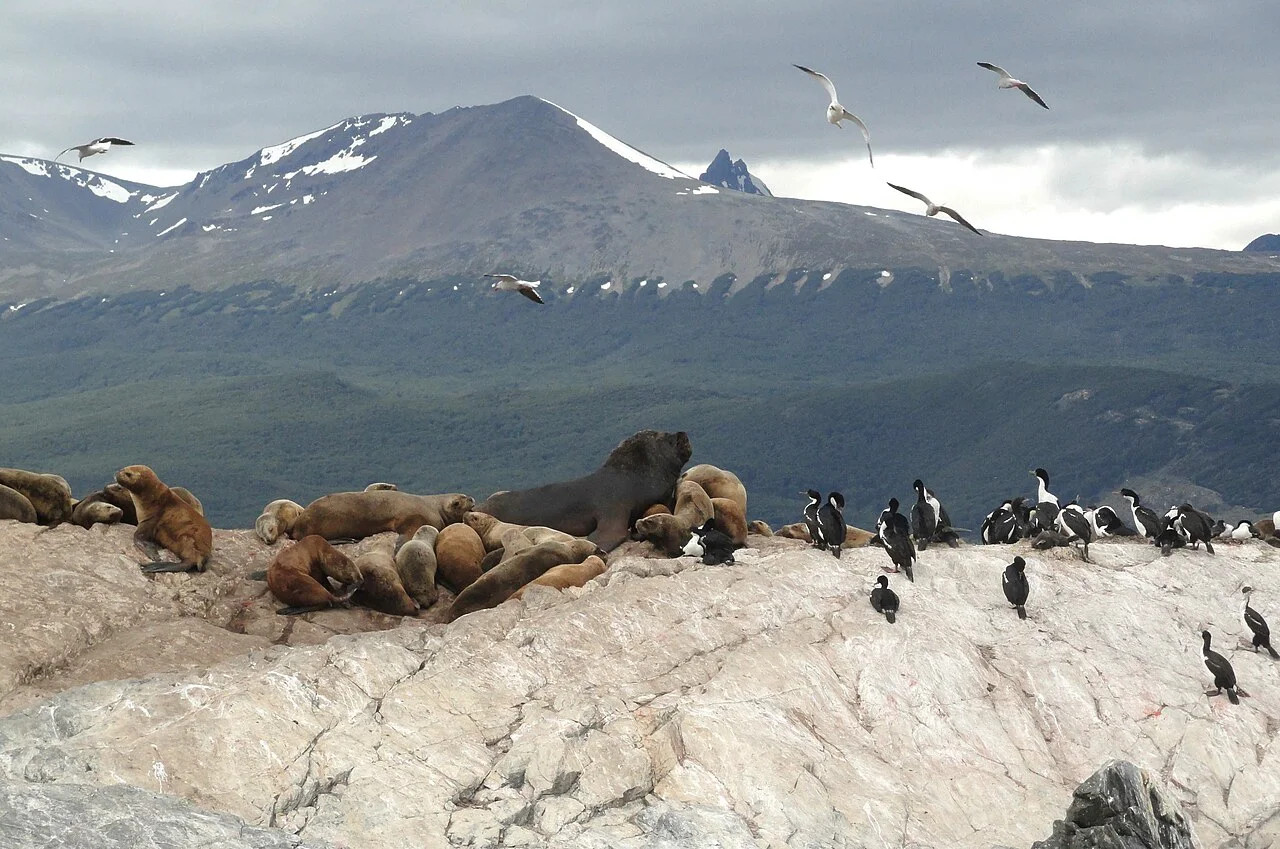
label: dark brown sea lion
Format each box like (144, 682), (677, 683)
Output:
(510, 554), (607, 600)
(447, 538), (601, 622)
(434, 522), (486, 592)
(69, 494), (124, 529)
(289, 491), (474, 542)
(351, 549), (419, 616)
(395, 525), (439, 608)
(710, 497), (748, 546)
(0, 468), (73, 526)
(267, 535), (364, 615)
(114, 465), (214, 573)
(678, 464), (747, 516)
(474, 430), (692, 552)
(0, 483), (37, 524)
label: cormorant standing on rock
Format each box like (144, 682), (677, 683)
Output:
(1002, 556), (1029, 620)
(1119, 488), (1160, 540)
(816, 492), (846, 558)
(1176, 504), (1216, 554)
(912, 479), (959, 549)
(1201, 630), (1241, 704)
(870, 575), (899, 623)
(1055, 501), (1095, 563)
(801, 490), (823, 549)
(1030, 468), (1060, 533)
(1243, 587), (1280, 659)
(881, 498), (916, 582)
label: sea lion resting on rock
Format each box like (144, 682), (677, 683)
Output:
(633, 480), (714, 556)
(434, 522), (487, 593)
(255, 499), (305, 545)
(364, 482), (398, 491)
(395, 525), (439, 608)
(464, 511), (530, 552)
(499, 525), (578, 563)
(0, 468), (73, 526)
(352, 549), (419, 616)
(98, 482), (202, 524)
(474, 429), (692, 552)
(0, 483), (37, 524)
(69, 494), (124, 529)
(710, 497), (748, 546)
(775, 522), (875, 548)
(678, 464), (747, 516)
(747, 520), (774, 536)
(289, 490), (474, 542)
(510, 555), (607, 600)
(114, 465), (213, 573)
(448, 538), (601, 622)
(268, 535), (364, 615)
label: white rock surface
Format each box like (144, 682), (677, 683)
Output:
(1, 523), (1278, 847)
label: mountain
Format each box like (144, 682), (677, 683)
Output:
(2, 95), (1279, 301)
(697, 149), (771, 196)
(1244, 233), (1280, 252)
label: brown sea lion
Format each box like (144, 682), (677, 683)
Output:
(289, 490), (474, 542)
(447, 538), (601, 622)
(434, 522), (486, 593)
(479, 547), (505, 573)
(776, 522), (813, 542)
(100, 483), (139, 524)
(710, 497), (748, 546)
(673, 480), (714, 528)
(364, 482), (399, 491)
(0, 483), (37, 524)
(114, 465), (214, 573)
(0, 468), (73, 526)
(473, 429), (692, 552)
(69, 495), (124, 529)
(351, 549), (419, 616)
(678, 464), (747, 516)
(747, 520), (774, 536)
(1258, 518), (1276, 538)
(267, 535), (364, 615)
(498, 525), (579, 563)
(395, 525), (439, 608)
(464, 512), (529, 552)
(510, 554), (607, 600)
(642, 504), (672, 518)
(255, 499), (305, 545)
(633, 480), (713, 555)
(170, 486), (204, 516)
(775, 521), (873, 547)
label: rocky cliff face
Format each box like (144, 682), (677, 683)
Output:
(697, 149), (772, 196)
(0, 522), (1278, 847)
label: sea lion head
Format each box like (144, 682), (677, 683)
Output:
(633, 513), (687, 556)
(604, 430), (693, 475)
(443, 494), (477, 524)
(79, 501), (123, 526)
(115, 464), (160, 494)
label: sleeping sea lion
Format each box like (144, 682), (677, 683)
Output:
(255, 499), (305, 545)
(395, 525), (439, 608)
(267, 535), (364, 615)
(434, 522), (486, 593)
(70, 494), (124, 529)
(0, 468), (73, 526)
(0, 483), (37, 524)
(678, 464), (747, 516)
(289, 490), (474, 542)
(510, 554), (607, 600)
(447, 538), (601, 622)
(351, 549), (419, 616)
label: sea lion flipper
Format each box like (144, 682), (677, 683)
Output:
(275, 604), (328, 616)
(247, 569), (268, 581)
(588, 515), (630, 553)
(140, 560), (199, 574)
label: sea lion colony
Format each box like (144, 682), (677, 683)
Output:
(3, 436), (1280, 700)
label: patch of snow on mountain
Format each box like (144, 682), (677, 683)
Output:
(201, 224), (218, 232)
(252, 203), (285, 215)
(676, 185), (718, 196)
(540, 99), (691, 181)
(156, 218), (187, 237)
(0, 156), (49, 177)
(258, 121), (344, 167)
(288, 149), (377, 177)
(0, 156), (133, 203)
(368, 115), (411, 137)
(145, 193), (178, 212)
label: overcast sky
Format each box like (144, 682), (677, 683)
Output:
(4, 1), (1278, 249)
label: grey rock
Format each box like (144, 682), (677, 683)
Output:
(697, 149), (771, 196)
(1032, 760), (1200, 849)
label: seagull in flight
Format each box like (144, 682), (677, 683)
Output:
(55, 137), (135, 163)
(792, 64), (874, 167)
(886, 183), (984, 236)
(976, 63), (1049, 110)
(484, 274), (545, 305)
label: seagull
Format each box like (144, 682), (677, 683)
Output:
(886, 183), (984, 236)
(55, 137), (135, 163)
(484, 274), (545, 305)
(976, 62), (1049, 110)
(792, 64), (874, 167)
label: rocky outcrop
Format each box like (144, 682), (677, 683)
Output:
(1, 523), (1279, 847)
(697, 149), (772, 196)
(1032, 760), (1199, 849)
(1243, 234), (1280, 252)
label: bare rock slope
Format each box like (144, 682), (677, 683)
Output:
(0, 522), (1278, 847)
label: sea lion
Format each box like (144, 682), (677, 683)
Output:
(747, 520), (774, 536)
(114, 464), (214, 573)
(678, 464), (747, 516)
(69, 495), (124, 529)
(395, 525), (439, 608)
(255, 499), (305, 545)
(448, 538), (600, 622)
(633, 480), (714, 555)
(434, 522), (486, 592)
(498, 525), (579, 563)
(0, 484), (37, 523)
(775, 521), (874, 548)
(464, 511), (530, 552)
(365, 482), (398, 491)
(479, 547), (505, 573)
(473, 429), (692, 552)
(510, 554), (607, 600)
(100, 483), (139, 524)
(673, 480), (714, 528)
(171, 487), (204, 515)
(0, 468), (73, 526)
(710, 497), (748, 546)
(290, 490), (474, 542)
(267, 535), (364, 615)
(642, 504), (672, 518)
(351, 549), (419, 616)
(1258, 518), (1276, 538)
(776, 522), (812, 542)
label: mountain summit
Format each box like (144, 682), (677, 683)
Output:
(698, 149), (771, 196)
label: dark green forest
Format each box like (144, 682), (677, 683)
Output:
(1, 268), (1277, 531)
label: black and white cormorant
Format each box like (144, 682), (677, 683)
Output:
(881, 497), (916, 582)
(683, 518), (739, 565)
(1055, 501), (1095, 563)
(1201, 630), (1241, 704)
(982, 500), (1015, 545)
(1030, 468), (1060, 533)
(1176, 504), (1216, 554)
(816, 491), (847, 558)
(1243, 586), (1280, 659)
(1230, 521), (1261, 542)
(870, 574), (899, 623)
(1088, 505), (1134, 537)
(1119, 488), (1161, 540)
(1002, 556), (1030, 619)
(912, 479), (959, 549)
(801, 490), (824, 549)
